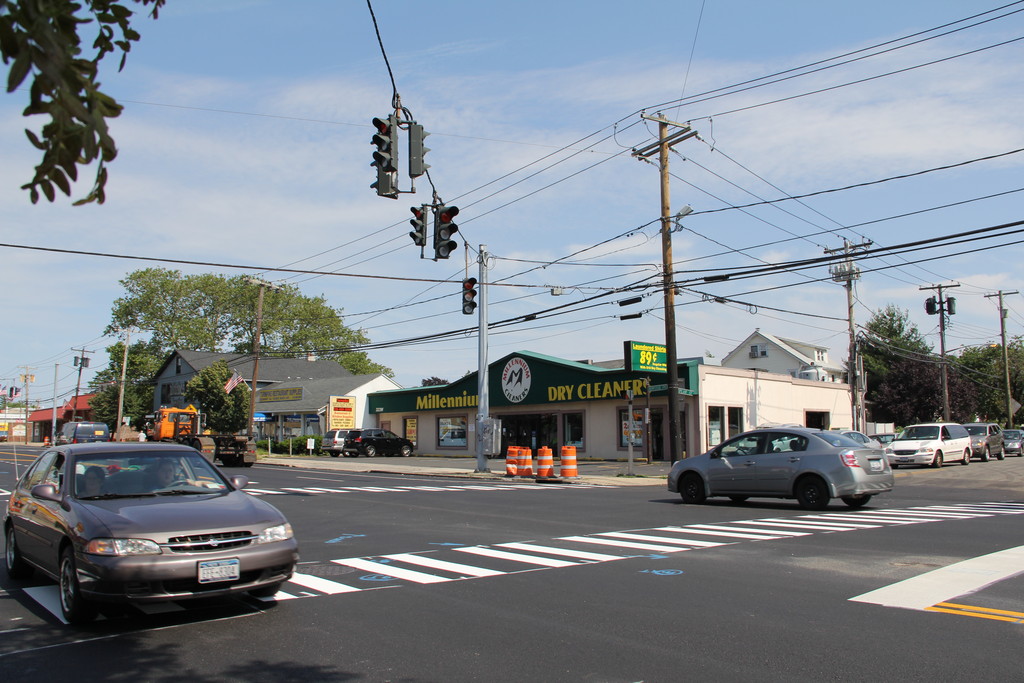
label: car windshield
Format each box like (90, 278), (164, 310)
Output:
(897, 426), (939, 440)
(963, 425), (987, 435)
(74, 450), (229, 498)
(1002, 430), (1021, 439)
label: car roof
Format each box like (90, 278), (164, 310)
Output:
(58, 442), (198, 455)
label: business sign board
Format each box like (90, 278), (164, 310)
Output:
(624, 340), (667, 373)
(329, 395), (357, 430)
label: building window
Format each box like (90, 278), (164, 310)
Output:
(618, 409), (644, 448)
(749, 343), (767, 358)
(438, 416), (468, 448)
(563, 413), (584, 449)
(708, 406), (724, 446)
(815, 349), (825, 361)
(728, 407), (743, 438)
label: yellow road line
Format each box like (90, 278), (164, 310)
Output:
(926, 602), (1024, 623)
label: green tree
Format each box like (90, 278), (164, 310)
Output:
(88, 337), (163, 429)
(421, 377), (449, 386)
(107, 268), (392, 377)
(955, 339), (1024, 425)
(1, 0), (164, 204)
(872, 356), (977, 425)
(183, 361), (249, 433)
(861, 305), (932, 422)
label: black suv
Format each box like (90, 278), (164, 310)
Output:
(57, 421), (110, 445)
(341, 429), (414, 457)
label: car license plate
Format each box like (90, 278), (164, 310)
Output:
(198, 558), (240, 583)
(899, 457), (911, 463)
(869, 459), (883, 472)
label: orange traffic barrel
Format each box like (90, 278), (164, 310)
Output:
(518, 447), (534, 477)
(559, 446), (578, 477)
(536, 447), (554, 477)
(43, 436), (50, 447)
(505, 446), (519, 477)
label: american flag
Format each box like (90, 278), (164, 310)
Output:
(224, 371), (244, 394)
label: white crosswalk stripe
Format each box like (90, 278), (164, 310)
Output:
(242, 482), (612, 496)
(454, 546), (580, 567)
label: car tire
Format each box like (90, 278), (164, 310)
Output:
(679, 474), (706, 504)
(962, 448), (971, 465)
(930, 451), (943, 468)
(5, 525), (33, 580)
(795, 476), (830, 510)
(981, 446), (991, 462)
(329, 452), (339, 458)
(364, 445), (377, 457)
(996, 448), (1004, 461)
(841, 495), (873, 509)
(249, 582), (283, 599)
(59, 547), (97, 624)
(400, 445), (413, 457)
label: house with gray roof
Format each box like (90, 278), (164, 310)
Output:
(720, 330), (846, 382)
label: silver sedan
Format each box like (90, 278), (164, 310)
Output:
(668, 427), (894, 510)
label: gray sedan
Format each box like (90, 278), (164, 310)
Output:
(668, 427), (894, 510)
(4, 442), (298, 624)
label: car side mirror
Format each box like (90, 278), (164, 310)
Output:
(229, 475), (249, 490)
(31, 484), (66, 509)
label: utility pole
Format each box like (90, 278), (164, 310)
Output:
(245, 278), (282, 440)
(115, 328), (133, 440)
(474, 245), (491, 473)
(922, 283), (960, 422)
(826, 238), (871, 431)
(70, 348), (92, 422)
(632, 113), (698, 462)
(985, 290), (1018, 427)
(51, 363), (59, 444)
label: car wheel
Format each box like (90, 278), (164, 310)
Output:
(962, 448), (971, 465)
(249, 582), (283, 599)
(728, 496), (749, 503)
(981, 447), (991, 462)
(330, 452), (339, 458)
(5, 525), (33, 580)
(795, 476), (830, 510)
(400, 445), (412, 457)
(364, 445), (377, 457)
(59, 547), (97, 624)
(996, 448), (1004, 461)
(930, 451), (943, 468)
(679, 473), (706, 504)
(841, 495), (872, 509)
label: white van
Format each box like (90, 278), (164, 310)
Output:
(886, 423), (971, 468)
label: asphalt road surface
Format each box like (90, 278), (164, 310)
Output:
(2, 446), (1022, 682)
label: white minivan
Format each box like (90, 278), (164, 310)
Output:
(886, 423), (971, 468)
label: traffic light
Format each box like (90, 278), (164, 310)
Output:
(409, 205), (428, 247)
(462, 278), (478, 315)
(370, 114), (399, 198)
(408, 123), (430, 178)
(433, 205), (459, 259)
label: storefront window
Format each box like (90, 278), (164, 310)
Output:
(563, 413), (584, 449)
(404, 417), (418, 448)
(438, 416), (468, 448)
(708, 406), (724, 446)
(728, 407), (743, 438)
(618, 409), (644, 448)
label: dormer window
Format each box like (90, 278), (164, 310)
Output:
(815, 349), (825, 361)
(749, 343), (768, 358)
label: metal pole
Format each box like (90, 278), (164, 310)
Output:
(986, 291), (1018, 427)
(51, 363), (59, 445)
(116, 328), (131, 440)
(475, 245), (490, 473)
(658, 120), (683, 463)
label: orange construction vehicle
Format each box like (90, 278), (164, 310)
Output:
(146, 405), (255, 467)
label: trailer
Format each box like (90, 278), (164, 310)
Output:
(146, 405), (255, 467)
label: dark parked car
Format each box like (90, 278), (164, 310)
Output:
(341, 428), (414, 457)
(57, 421), (110, 445)
(667, 426), (893, 510)
(1000, 429), (1023, 457)
(962, 422), (1004, 461)
(4, 443), (298, 624)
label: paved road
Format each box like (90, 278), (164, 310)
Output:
(2, 448), (1022, 681)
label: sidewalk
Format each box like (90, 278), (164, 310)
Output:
(257, 454), (671, 487)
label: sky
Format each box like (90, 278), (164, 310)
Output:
(2, 0), (1024, 407)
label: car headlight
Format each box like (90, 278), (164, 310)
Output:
(86, 538), (162, 556)
(256, 523), (294, 544)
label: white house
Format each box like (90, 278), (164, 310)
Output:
(720, 330), (846, 383)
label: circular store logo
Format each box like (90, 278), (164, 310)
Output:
(501, 357), (532, 403)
